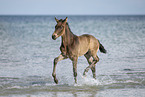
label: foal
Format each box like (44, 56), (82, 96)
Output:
(52, 17), (106, 84)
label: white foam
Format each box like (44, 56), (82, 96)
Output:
(76, 73), (102, 86)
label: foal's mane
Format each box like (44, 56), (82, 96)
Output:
(61, 20), (77, 52)
(66, 22), (72, 33)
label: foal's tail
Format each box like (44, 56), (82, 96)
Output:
(99, 41), (107, 54)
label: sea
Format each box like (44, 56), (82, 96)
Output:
(0, 15), (145, 97)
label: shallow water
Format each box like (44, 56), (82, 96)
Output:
(0, 15), (145, 97)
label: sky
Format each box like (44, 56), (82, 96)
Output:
(0, 0), (145, 15)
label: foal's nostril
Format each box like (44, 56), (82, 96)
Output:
(52, 35), (56, 40)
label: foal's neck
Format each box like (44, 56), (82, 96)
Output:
(61, 23), (76, 46)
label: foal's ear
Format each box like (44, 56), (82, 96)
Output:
(63, 17), (68, 24)
(64, 17), (68, 22)
(55, 17), (59, 23)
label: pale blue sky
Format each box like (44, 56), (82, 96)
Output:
(0, 0), (145, 15)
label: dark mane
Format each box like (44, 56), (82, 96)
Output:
(66, 22), (72, 33)
(65, 22), (77, 42)
(62, 22), (76, 46)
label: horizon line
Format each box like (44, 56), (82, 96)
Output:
(0, 14), (145, 16)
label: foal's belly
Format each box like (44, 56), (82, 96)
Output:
(78, 46), (89, 56)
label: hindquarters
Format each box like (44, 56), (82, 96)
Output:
(78, 34), (106, 57)
(88, 35), (107, 55)
(89, 35), (100, 56)
(78, 34), (99, 56)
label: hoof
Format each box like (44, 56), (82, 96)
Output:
(54, 79), (58, 84)
(83, 68), (89, 77)
(83, 72), (87, 77)
(93, 75), (96, 80)
(93, 77), (97, 80)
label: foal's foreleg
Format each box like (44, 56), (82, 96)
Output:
(52, 54), (67, 84)
(72, 57), (78, 84)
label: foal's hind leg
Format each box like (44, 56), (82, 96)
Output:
(91, 64), (97, 79)
(84, 53), (99, 79)
(52, 54), (67, 84)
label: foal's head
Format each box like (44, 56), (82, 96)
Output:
(52, 17), (68, 40)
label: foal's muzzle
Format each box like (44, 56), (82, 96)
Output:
(52, 35), (56, 40)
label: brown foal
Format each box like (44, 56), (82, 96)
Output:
(52, 17), (106, 84)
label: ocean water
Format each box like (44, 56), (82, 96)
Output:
(0, 15), (145, 97)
